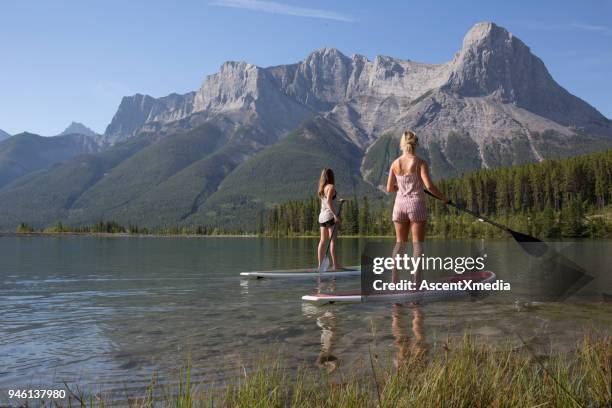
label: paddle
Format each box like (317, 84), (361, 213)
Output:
(424, 189), (594, 300)
(423, 189), (548, 257)
(319, 199), (345, 274)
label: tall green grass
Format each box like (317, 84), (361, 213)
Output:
(32, 335), (612, 407)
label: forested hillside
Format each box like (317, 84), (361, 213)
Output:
(264, 149), (612, 238)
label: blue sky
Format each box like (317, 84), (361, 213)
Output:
(1, 0), (611, 135)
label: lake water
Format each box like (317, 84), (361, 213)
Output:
(1, 236), (610, 400)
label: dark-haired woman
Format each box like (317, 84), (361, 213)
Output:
(317, 168), (343, 270)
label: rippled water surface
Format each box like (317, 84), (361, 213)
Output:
(1, 236), (610, 398)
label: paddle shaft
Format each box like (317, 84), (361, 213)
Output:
(424, 189), (514, 233)
(319, 200), (345, 273)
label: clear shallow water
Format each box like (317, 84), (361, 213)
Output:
(0, 236), (610, 398)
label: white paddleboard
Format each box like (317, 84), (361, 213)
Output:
(302, 271), (496, 304)
(240, 266), (360, 279)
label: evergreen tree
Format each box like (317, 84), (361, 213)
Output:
(358, 196), (370, 235)
(561, 196), (586, 237)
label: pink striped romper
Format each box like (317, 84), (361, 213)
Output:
(392, 159), (428, 223)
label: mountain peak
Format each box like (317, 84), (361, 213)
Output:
(305, 47), (349, 62)
(219, 60), (257, 71)
(459, 22), (532, 64)
(461, 22), (512, 49)
(441, 22), (608, 129)
(444, 22), (544, 101)
(58, 121), (98, 138)
(0, 128), (11, 142)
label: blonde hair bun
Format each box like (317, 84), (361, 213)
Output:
(400, 130), (418, 154)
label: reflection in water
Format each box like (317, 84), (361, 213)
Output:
(391, 242), (404, 283)
(391, 304), (428, 368)
(316, 310), (338, 372)
(239, 279), (249, 296)
(315, 275), (337, 294)
(314, 279), (339, 372)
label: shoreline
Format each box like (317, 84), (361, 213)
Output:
(0, 231), (515, 239)
(0, 231), (605, 240)
(0, 231), (259, 238)
(0, 232), (400, 239)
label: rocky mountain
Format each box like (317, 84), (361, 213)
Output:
(102, 23), (610, 148)
(58, 122), (99, 138)
(0, 22), (610, 230)
(0, 129), (10, 142)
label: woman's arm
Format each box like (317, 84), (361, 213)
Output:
(420, 161), (449, 203)
(325, 185), (339, 220)
(386, 162), (398, 192)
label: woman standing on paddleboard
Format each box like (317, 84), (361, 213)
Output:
(386, 131), (448, 284)
(318, 168), (343, 271)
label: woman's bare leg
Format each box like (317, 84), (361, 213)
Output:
(411, 221), (426, 243)
(393, 222), (410, 282)
(394, 221), (410, 243)
(410, 221), (426, 287)
(328, 225), (342, 269)
(318, 227), (329, 268)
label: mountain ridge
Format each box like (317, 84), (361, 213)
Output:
(100, 22), (610, 149)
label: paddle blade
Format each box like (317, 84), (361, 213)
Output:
(508, 229), (548, 257)
(525, 244), (594, 301)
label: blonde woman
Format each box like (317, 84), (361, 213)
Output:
(387, 131), (448, 283)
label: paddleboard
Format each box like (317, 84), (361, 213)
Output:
(302, 271), (496, 304)
(240, 266), (360, 279)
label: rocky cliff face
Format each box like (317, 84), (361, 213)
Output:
(270, 48), (449, 106)
(104, 92), (195, 145)
(193, 61), (262, 113)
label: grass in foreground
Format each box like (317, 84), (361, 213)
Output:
(20, 335), (612, 407)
